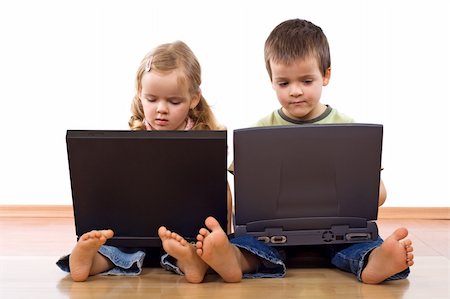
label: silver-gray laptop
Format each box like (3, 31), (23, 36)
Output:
(66, 130), (228, 247)
(233, 124), (382, 246)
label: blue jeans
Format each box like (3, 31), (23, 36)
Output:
(161, 235), (286, 278)
(56, 245), (146, 276)
(161, 235), (410, 281)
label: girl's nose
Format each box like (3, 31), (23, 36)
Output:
(156, 101), (168, 114)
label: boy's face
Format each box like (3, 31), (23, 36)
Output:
(270, 56), (330, 120)
(139, 70), (200, 130)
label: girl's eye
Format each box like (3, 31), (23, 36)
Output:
(169, 99), (182, 105)
(169, 97), (186, 105)
(146, 97), (156, 102)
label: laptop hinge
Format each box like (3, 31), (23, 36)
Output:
(244, 217), (369, 231)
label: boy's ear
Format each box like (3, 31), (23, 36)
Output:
(190, 90), (201, 109)
(323, 67), (331, 86)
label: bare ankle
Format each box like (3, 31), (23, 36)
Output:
(239, 248), (260, 273)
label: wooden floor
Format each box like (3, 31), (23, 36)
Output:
(0, 217), (449, 299)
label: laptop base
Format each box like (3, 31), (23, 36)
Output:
(81, 236), (198, 248)
(234, 217), (378, 246)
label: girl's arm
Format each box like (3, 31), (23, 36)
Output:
(227, 182), (233, 234)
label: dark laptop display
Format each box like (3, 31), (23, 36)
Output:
(66, 130), (227, 247)
(233, 124), (383, 246)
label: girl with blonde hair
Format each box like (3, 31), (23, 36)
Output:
(57, 41), (226, 282)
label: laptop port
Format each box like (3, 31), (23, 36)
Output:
(270, 236), (287, 244)
(345, 233), (371, 241)
(322, 231), (334, 242)
(257, 236), (271, 243)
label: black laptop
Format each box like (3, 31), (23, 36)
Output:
(66, 130), (228, 247)
(233, 124), (382, 246)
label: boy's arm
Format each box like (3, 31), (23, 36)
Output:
(378, 179), (387, 207)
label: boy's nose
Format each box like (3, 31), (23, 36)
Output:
(289, 85), (303, 97)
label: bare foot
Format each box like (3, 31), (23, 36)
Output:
(361, 227), (414, 284)
(158, 226), (208, 283)
(69, 229), (114, 282)
(196, 216), (247, 283)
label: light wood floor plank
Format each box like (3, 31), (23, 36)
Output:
(0, 216), (449, 298)
(0, 256), (448, 299)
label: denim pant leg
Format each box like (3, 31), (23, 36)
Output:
(160, 253), (184, 275)
(326, 237), (410, 282)
(160, 235), (286, 278)
(231, 235), (286, 278)
(56, 245), (146, 276)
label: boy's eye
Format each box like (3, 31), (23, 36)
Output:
(278, 82), (288, 87)
(303, 79), (313, 84)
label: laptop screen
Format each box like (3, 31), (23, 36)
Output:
(67, 130), (228, 247)
(233, 124), (382, 228)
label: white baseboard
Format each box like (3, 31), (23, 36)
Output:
(0, 205), (73, 218)
(0, 205), (449, 219)
(378, 207), (450, 219)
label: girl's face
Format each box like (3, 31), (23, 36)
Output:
(270, 56), (330, 120)
(140, 70), (200, 130)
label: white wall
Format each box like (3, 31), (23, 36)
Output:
(0, 0), (448, 207)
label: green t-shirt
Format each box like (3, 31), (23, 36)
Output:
(255, 105), (354, 126)
(228, 105), (353, 173)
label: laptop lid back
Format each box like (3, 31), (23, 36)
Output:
(67, 130), (227, 247)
